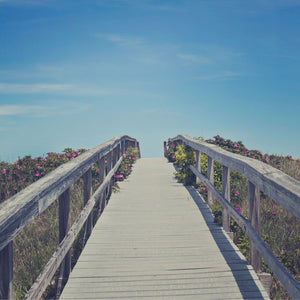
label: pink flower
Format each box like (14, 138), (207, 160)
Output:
(97, 168), (99, 172)
(277, 164), (281, 168)
(236, 204), (242, 213)
(105, 160), (107, 163)
(73, 153), (77, 157)
(271, 210), (276, 215)
(265, 157), (270, 163)
(123, 154), (127, 158)
(66, 153), (70, 157)
(2, 169), (6, 174)
(235, 191), (240, 195)
(35, 172), (40, 177)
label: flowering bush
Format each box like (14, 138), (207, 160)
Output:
(167, 134), (300, 299)
(0, 148), (86, 203)
(112, 147), (139, 191)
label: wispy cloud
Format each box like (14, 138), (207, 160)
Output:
(0, 0), (58, 6)
(0, 82), (126, 96)
(177, 53), (212, 64)
(0, 83), (72, 94)
(0, 105), (53, 116)
(94, 33), (145, 48)
(0, 102), (91, 117)
(195, 71), (242, 81)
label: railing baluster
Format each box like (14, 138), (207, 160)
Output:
(83, 168), (93, 244)
(248, 181), (262, 272)
(207, 156), (214, 207)
(196, 150), (201, 184)
(97, 157), (106, 218)
(164, 141), (167, 158)
(0, 241), (13, 300)
(56, 188), (71, 297)
(106, 151), (112, 202)
(222, 166), (231, 236)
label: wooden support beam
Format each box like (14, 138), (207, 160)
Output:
(0, 242), (13, 300)
(56, 188), (71, 297)
(248, 181), (262, 272)
(196, 150), (201, 184)
(207, 156), (214, 207)
(83, 168), (93, 245)
(97, 157), (106, 218)
(106, 151), (112, 203)
(222, 166), (231, 233)
(164, 141), (167, 158)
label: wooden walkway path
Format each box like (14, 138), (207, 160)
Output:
(60, 158), (269, 299)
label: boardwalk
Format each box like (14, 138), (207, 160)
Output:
(60, 158), (269, 300)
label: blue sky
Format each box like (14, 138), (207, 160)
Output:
(0, 0), (299, 161)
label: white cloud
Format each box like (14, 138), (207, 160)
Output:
(0, 82), (126, 96)
(195, 71), (242, 81)
(177, 53), (212, 64)
(0, 105), (52, 116)
(0, 83), (72, 94)
(94, 33), (145, 48)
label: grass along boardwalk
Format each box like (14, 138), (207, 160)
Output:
(60, 158), (269, 299)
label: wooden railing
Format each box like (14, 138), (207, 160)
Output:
(0, 135), (140, 300)
(166, 134), (300, 299)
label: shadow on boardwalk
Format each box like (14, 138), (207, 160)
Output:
(185, 186), (268, 300)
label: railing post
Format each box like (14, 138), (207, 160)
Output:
(222, 166), (232, 238)
(207, 156), (214, 207)
(106, 151), (112, 202)
(97, 156), (106, 218)
(164, 141), (167, 158)
(248, 181), (262, 272)
(136, 141), (141, 158)
(196, 150), (201, 184)
(56, 188), (71, 297)
(83, 168), (93, 244)
(121, 140), (125, 154)
(0, 242), (13, 300)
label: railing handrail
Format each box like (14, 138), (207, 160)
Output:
(0, 135), (136, 251)
(0, 135), (139, 300)
(170, 134), (300, 219)
(167, 134), (300, 299)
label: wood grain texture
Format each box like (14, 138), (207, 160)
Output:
(170, 135), (300, 219)
(190, 165), (300, 299)
(60, 158), (269, 300)
(24, 156), (124, 300)
(0, 136), (137, 252)
(0, 242), (13, 300)
(222, 166), (231, 233)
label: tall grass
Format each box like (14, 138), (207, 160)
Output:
(0, 146), (139, 300)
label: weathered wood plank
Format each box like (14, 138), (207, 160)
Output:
(83, 168), (93, 244)
(170, 135), (300, 219)
(207, 156), (214, 207)
(222, 166), (231, 233)
(0, 136), (137, 252)
(56, 188), (71, 296)
(190, 164), (300, 299)
(196, 150), (201, 184)
(60, 158), (269, 300)
(0, 242), (13, 300)
(248, 181), (262, 273)
(24, 156), (124, 300)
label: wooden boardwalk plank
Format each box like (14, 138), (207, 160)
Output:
(60, 158), (269, 300)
